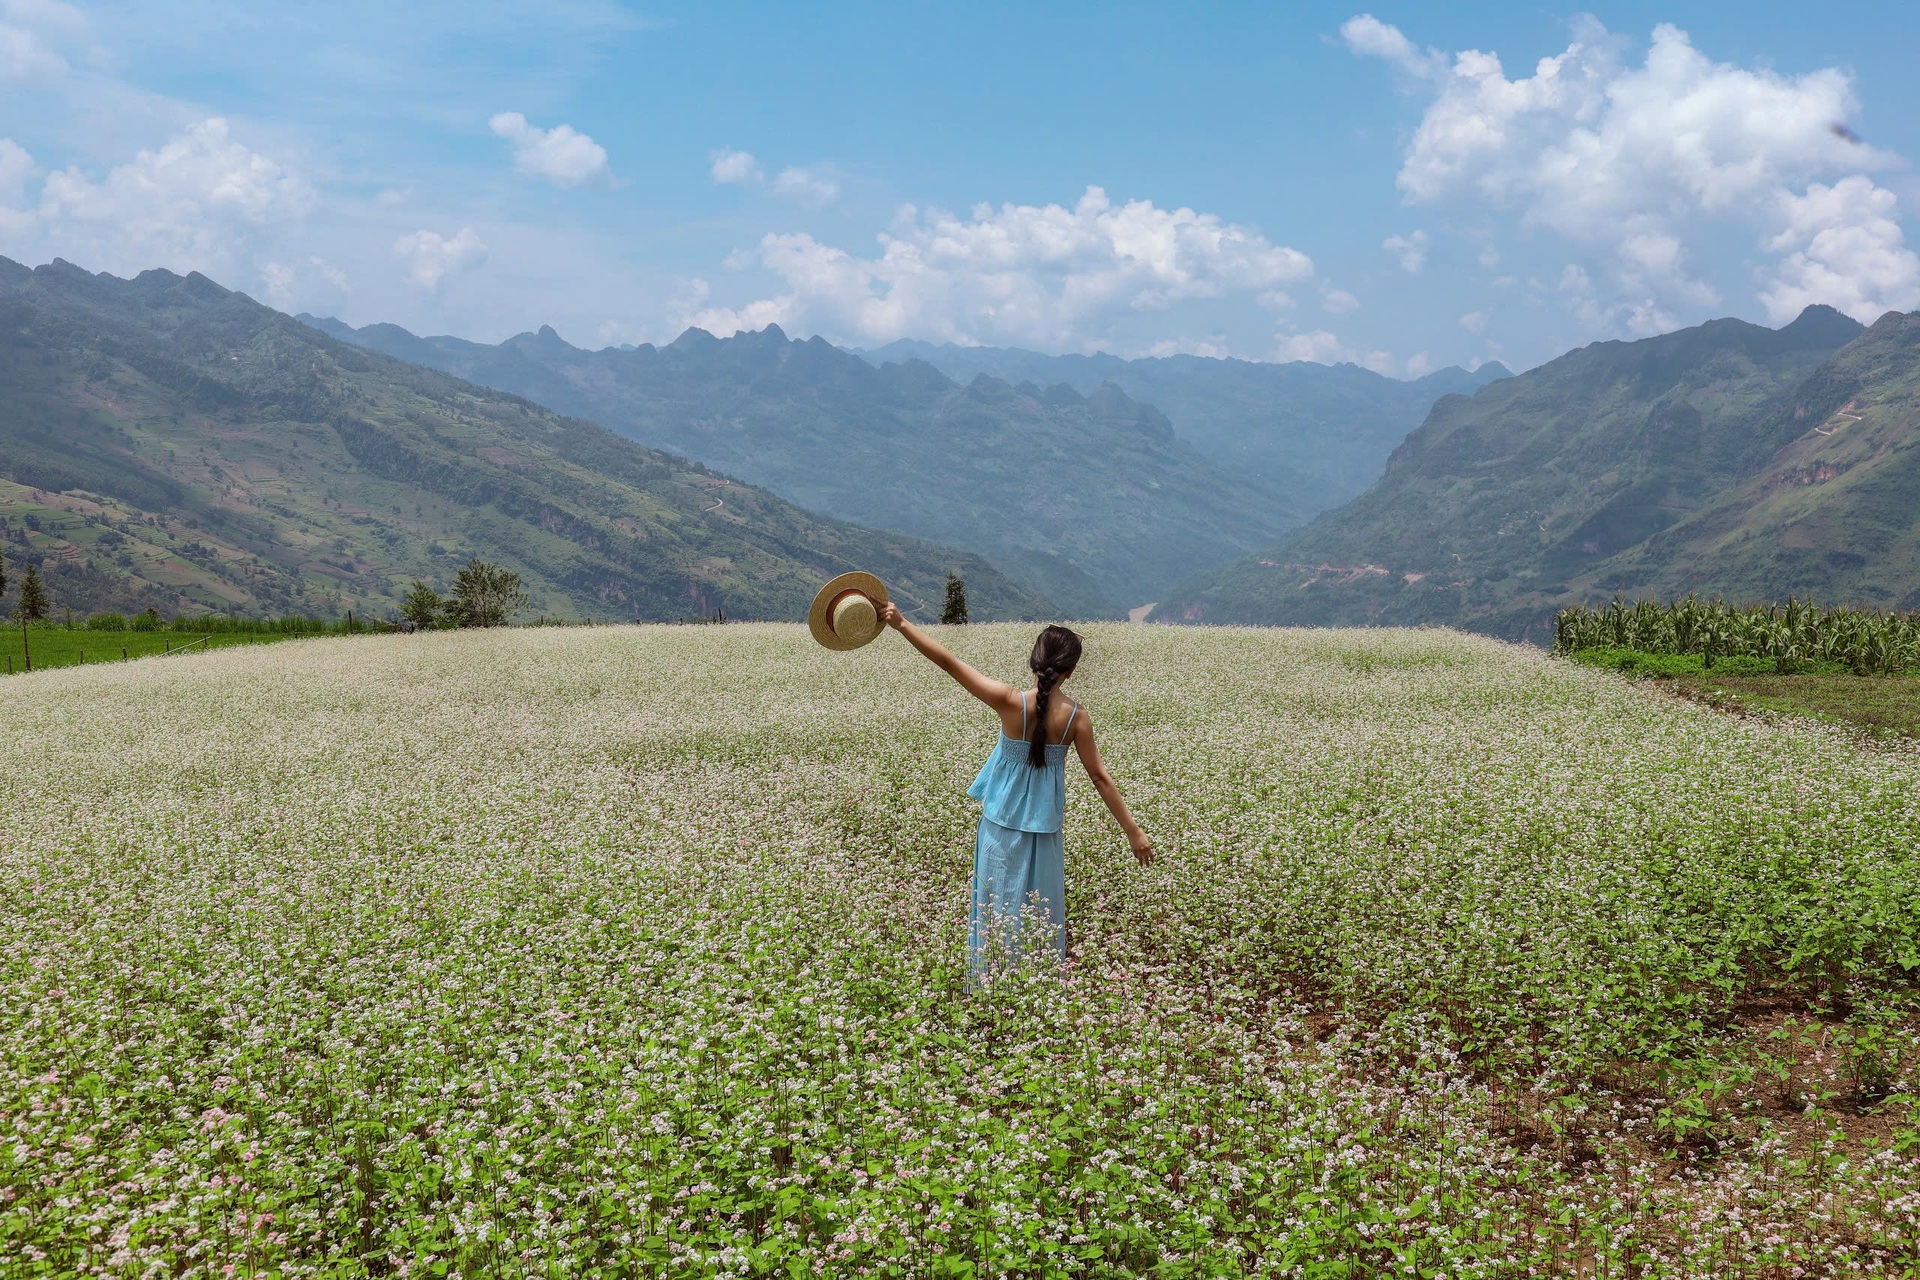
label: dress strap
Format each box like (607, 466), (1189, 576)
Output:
(1020, 691), (1029, 738)
(1061, 700), (1078, 744)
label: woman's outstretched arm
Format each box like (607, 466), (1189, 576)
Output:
(1070, 712), (1153, 865)
(877, 602), (1021, 714)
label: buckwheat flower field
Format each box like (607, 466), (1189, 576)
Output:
(5, 624), (1919, 1277)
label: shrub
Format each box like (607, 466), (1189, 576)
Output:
(87, 612), (128, 632)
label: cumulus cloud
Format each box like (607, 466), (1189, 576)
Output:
(394, 227), (487, 292)
(34, 118), (312, 278)
(1760, 177), (1920, 324)
(1276, 329), (1395, 373)
(1458, 309), (1488, 334)
(1383, 229), (1429, 273)
(689, 185), (1313, 350)
(1347, 16), (1920, 325)
(709, 149), (762, 185)
(1322, 288), (1360, 314)
(489, 112), (609, 187)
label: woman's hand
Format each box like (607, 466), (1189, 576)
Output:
(1128, 830), (1154, 866)
(877, 600), (905, 630)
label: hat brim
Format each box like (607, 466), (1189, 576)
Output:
(808, 571), (891, 651)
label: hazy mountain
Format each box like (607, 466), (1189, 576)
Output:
(856, 338), (1510, 515)
(1152, 305), (1870, 639)
(302, 317), (1306, 616)
(0, 258), (1052, 623)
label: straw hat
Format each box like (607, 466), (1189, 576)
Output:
(808, 571), (891, 651)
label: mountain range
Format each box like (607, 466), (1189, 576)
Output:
(1152, 304), (1917, 638)
(0, 258), (1050, 623)
(856, 339), (1509, 515)
(11, 252), (1917, 636)
(297, 317), (1347, 617)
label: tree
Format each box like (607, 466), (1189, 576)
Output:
(17, 562), (48, 671)
(941, 572), (969, 625)
(447, 559), (527, 628)
(401, 580), (443, 630)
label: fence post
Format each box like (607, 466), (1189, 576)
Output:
(122, 646), (128, 661)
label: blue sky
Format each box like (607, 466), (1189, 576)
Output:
(1, 1), (1917, 373)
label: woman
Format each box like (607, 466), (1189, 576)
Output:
(877, 605), (1153, 980)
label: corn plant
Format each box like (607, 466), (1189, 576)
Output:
(1556, 595), (1920, 674)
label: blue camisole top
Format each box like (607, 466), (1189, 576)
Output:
(967, 693), (1078, 834)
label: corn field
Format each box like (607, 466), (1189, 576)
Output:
(1555, 596), (1920, 674)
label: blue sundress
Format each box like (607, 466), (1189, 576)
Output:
(966, 692), (1077, 981)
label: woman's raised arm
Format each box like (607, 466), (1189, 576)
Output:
(878, 602), (1020, 713)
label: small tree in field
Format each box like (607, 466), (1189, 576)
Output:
(941, 572), (969, 625)
(447, 559), (527, 628)
(17, 562), (48, 670)
(401, 581), (443, 630)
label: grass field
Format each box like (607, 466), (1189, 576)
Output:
(1569, 646), (1920, 740)
(0, 627), (300, 674)
(3, 625), (1918, 1276)
(1670, 672), (1920, 740)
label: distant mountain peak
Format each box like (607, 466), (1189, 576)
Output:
(1778, 303), (1867, 348)
(669, 327), (718, 350)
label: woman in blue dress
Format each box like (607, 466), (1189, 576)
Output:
(877, 607), (1153, 980)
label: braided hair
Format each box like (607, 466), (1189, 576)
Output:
(1027, 625), (1083, 767)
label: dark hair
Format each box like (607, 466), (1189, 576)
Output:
(1027, 625), (1083, 767)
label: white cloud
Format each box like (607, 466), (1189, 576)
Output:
(0, 137), (33, 234)
(1405, 352), (1435, 377)
(1761, 177), (1920, 323)
(1144, 336), (1234, 358)
(1349, 17), (1920, 326)
(1277, 328), (1395, 374)
(488, 112), (608, 187)
(34, 118), (312, 278)
(0, 0), (80, 81)
(710, 151), (839, 206)
(1383, 229), (1429, 273)
(1458, 310), (1488, 333)
(689, 184), (1313, 351)
(394, 227), (487, 292)
(1477, 244), (1499, 268)
(709, 149), (762, 185)
(1339, 14), (1445, 80)
(0, 136), (33, 200)
(771, 164), (838, 206)
(1322, 288), (1360, 314)
(259, 256), (349, 311)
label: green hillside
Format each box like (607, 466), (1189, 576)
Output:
(303, 318), (1304, 617)
(0, 258), (1051, 623)
(1154, 305), (1869, 639)
(1602, 309), (1920, 605)
(859, 338), (1509, 514)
